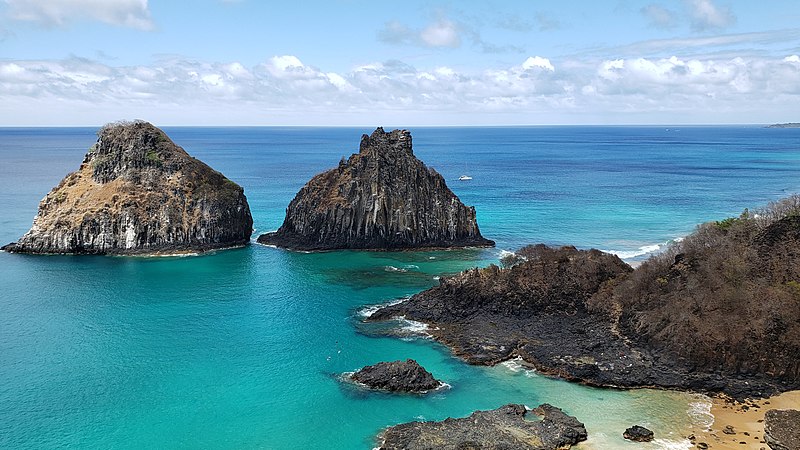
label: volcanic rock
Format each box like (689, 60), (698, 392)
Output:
(764, 409), (800, 450)
(623, 425), (654, 442)
(370, 239), (798, 399)
(377, 403), (587, 450)
(257, 127), (493, 250)
(350, 359), (443, 393)
(2, 120), (252, 255)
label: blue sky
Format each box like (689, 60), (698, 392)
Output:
(1, 0), (799, 125)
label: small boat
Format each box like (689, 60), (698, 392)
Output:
(458, 175), (472, 181)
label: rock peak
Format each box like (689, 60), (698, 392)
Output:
(3, 121), (253, 255)
(87, 120), (186, 184)
(359, 127), (413, 157)
(259, 128), (493, 251)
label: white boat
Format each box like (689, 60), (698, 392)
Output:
(458, 175), (472, 181)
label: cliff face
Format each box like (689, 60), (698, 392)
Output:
(3, 121), (253, 255)
(258, 127), (493, 250)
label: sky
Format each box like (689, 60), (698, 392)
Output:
(0, 0), (799, 126)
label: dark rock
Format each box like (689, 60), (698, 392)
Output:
(766, 123), (800, 128)
(764, 409), (800, 450)
(370, 240), (798, 399)
(723, 425), (736, 435)
(377, 403), (587, 450)
(4, 121), (252, 255)
(351, 359), (443, 393)
(258, 127), (494, 250)
(624, 425), (654, 442)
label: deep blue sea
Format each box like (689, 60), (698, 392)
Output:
(1, 126), (799, 449)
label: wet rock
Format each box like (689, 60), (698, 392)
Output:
(258, 127), (493, 250)
(351, 359), (443, 393)
(4, 121), (252, 255)
(624, 425), (654, 442)
(377, 403), (587, 450)
(764, 409), (800, 450)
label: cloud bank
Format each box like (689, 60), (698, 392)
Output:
(3, 0), (153, 30)
(1, 53), (798, 125)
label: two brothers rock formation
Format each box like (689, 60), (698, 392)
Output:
(4, 122), (492, 254)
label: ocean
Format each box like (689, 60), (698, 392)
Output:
(1, 126), (798, 449)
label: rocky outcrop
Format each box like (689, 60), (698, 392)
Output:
(623, 425), (654, 442)
(370, 241), (797, 399)
(766, 123), (800, 128)
(257, 127), (493, 250)
(350, 359), (443, 393)
(764, 409), (800, 450)
(2, 121), (252, 255)
(377, 403), (587, 450)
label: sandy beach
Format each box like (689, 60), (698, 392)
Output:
(688, 390), (800, 449)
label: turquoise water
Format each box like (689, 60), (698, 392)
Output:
(2, 126), (799, 449)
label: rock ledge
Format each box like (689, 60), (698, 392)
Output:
(377, 403), (587, 450)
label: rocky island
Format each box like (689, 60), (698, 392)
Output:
(766, 123), (800, 128)
(350, 359), (444, 393)
(370, 196), (800, 399)
(2, 121), (253, 255)
(258, 127), (493, 251)
(377, 403), (587, 450)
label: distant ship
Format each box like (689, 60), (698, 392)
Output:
(458, 175), (473, 181)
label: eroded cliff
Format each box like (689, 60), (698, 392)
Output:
(3, 120), (253, 255)
(258, 127), (493, 250)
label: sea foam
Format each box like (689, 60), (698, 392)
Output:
(357, 297), (409, 318)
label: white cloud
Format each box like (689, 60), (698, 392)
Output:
(1, 53), (799, 125)
(687, 0), (735, 31)
(641, 4), (678, 29)
(584, 29), (800, 59)
(522, 56), (555, 72)
(379, 18), (461, 49)
(419, 19), (461, 48)
(4, 0), (153, 30)
(269, 55), (304, 71)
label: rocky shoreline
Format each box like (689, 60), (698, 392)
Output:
(368, 240), (800, 400)
(377, 403), (587, 450)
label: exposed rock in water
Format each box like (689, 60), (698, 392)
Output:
(766, 123), (800, 128)
(623, 425), (654, 442)
(370, 237), (798, 399)
(764, 409), (800, 450)
(350, 359), (443, 393)
(2, 120), (252, 255)
(257, 127), (494, 250)
(377, 403), (587, 450)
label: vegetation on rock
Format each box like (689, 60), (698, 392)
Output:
(3, 120), (253, 255)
